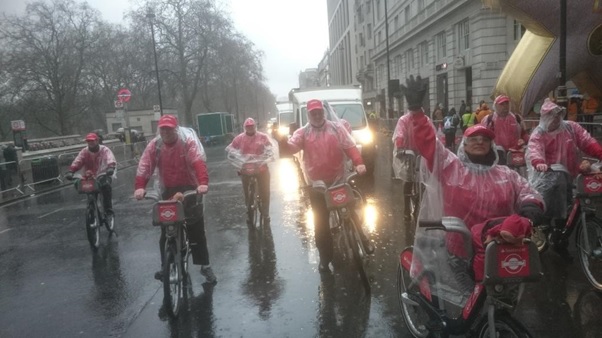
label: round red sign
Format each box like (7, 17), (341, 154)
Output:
(117, 88), (132, 103)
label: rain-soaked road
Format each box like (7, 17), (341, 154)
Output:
(1, 134), (601, 338)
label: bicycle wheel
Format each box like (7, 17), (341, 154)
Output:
(247, 179), (258, 229)
(346, 219), (370, 292)
(162, 242), (181, 317)
(475, 312), (532, 338)
(397, 258), (430, 338)
(86, 198), (100, 249)
(577, 217), (602, 291)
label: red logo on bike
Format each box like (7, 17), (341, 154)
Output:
(585, 176), (602, 192)
(329, 187), (349, 206)
(498, 246), (530, 277)
(159, 204), (178, 222)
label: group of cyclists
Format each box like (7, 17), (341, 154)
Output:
(64, 75), (602, 306)
(393, 75), (602, 288)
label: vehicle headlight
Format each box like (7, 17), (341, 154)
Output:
(356, 129), (373, 144)
(278, 126), (290, 136)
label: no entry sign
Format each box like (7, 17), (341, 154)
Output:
(117, 88), (132, 103)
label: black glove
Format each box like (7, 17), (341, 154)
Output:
(399, 75), (427, 110)
(64, 171), (74, 180)
(106, 167), (115, 177)
(518, 202), (544, 226)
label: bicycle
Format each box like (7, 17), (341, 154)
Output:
(312, 172), (372, 293)
(226, 151), (271, 230)
(532, 160), (602, 290)
(394, 149), (423, 225)
(66, 172), (115, 249)
(146, 190), (195, 317)
(240, 162), (266, 230)
(398, 217), (542, 337)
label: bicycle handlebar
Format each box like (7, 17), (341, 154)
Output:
(144, 190), (197, 202)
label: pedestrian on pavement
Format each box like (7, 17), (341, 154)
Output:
(226, 117), (274, 226)
(287, 99), (374, 273)
(442, 107), (460, 150)
(134, 114), (216, 284)
(461, 106), (476, 132)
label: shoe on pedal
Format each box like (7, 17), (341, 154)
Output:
(363, 241), (375, 255)
(201, 265), (217, 284)
(318, 260), (331, 273)
(154, 270), (164, 281)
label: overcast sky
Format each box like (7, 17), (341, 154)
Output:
(0, 0), (329, 99)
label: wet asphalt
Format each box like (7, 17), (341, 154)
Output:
(0, 133), (601, 338)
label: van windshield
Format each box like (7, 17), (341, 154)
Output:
(330, 104), (367, 129)
(279, 112), (295, 125)
(300, 103), (366, 129)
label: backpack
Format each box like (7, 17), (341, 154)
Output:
(443, 116), (453, 130)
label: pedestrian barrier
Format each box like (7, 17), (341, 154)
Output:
(0, 140), (147, 204)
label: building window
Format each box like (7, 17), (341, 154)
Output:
(404, 5), (410, 24)
(394, 15), (399, 31)
(394, 55), (402, 77)
(513, 20), (526, 40)
(405, 49), (414, 72)
(457, 19), (470, 51)
(419, 41), (429, 67)
(367, 23), (372, 39)
(376, 0), (381, 20)
(417, 0), (424, 12)
(111, 123), (122, 132)
(378, 31), (382, 43)
(435, 31), (446, 60)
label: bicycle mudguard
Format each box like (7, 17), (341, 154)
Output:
(400, 248), (432, 302)
(153, 201), (185, 226)
(483, 241), (543, 285)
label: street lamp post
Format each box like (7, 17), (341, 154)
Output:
(146, 10), (164, 116)
(384, 0), (393, 119)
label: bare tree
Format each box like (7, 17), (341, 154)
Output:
(0, 0), (104, 135)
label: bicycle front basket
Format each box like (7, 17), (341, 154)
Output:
(152, 201), (185, 226)
(508, 151), (526, 167)
(77, 178), (98, 194)
(325, 183), (355, 210)
(483, 241), (542, 285)
(576, 173), (602, 198)
(241, 163), (259, 176)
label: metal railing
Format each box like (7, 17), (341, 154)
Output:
(0, 140), (147, 204)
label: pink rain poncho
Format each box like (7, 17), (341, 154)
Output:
(287, 103), (362, 185)
(527, 99), (602, 179)
(526, 98), (602, 219)
(480, 112), (528, 151)
(135, 127), (208, 191)
(69, 145), (116, 177)
(407, 109), (543, 304)
(225, 131), (275, 170)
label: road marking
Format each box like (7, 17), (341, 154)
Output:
(0, 228), (12, 235)
(38, 207), (65, 219)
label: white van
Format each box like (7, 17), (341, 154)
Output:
(287, 86), (375, 175)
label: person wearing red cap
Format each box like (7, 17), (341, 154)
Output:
(287, 99), (372, 272)
(480, 95), (529, 164)
(134, 114), (216, 284)
(400, 75), (544, 291)
(527, 98), (602, 245)
(65, 132), (117, 220)
(226, 117), (274, 225)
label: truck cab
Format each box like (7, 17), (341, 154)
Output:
(288, 86), (375, 176)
